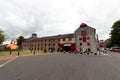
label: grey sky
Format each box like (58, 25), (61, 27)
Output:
(0, 0), (120, 44)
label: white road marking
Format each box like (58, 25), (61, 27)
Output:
(0, 56), (18, 68)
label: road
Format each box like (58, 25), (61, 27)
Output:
(0, 52), (120, 80)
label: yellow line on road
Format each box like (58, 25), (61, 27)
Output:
(0, 56), (18, 68)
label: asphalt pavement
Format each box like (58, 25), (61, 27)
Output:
(0, 52), (120, 80)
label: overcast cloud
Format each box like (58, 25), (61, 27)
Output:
(0, 0), (120, 44)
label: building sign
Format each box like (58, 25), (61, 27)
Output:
(64, 43), (71, 46)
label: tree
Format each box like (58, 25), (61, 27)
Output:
(108, 20), (120, 47)
(0, 29), (6, 44)
(17, 36), (25, 46)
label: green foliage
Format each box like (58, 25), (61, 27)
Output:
(109, 20), (120, 47)
(17, 36), (25, 46)
(0, 29), (6, 44)
(106, 40), (112, 48)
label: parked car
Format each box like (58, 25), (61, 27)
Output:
(109, 48), (113, 51)
(117, 49), (120, 52)
(111, 47), (120, 52)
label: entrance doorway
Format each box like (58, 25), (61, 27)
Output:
(63, 46), (71, 52)
(63, 43), (71, 52)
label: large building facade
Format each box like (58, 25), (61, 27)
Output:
(74, 23), (99, 53)
(22, 23), (99, 53)
(22, 33), (76, 52)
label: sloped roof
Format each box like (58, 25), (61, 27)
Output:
(34, 33), (74, 40)
(80, 23), (87, 27)
(23, 33), (74, 42)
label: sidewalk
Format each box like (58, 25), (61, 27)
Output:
(0, 55), (17, 60)
(0, 53), (35, 60)
(0, 52), (49, 60)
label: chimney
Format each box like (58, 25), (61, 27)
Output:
(32, 33), (37, 38)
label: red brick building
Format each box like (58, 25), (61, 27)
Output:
(22, 33), (76, 52)
(22, 23), (100, 53)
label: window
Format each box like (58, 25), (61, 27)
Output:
(41, 44), (43, 46)
(88, 48), (91, 52)
(53, 39), (55, 42)
(87, 37), (90, 40)
(38, 48), (39, 50)
(87, 43), (90, 46)
(58, 39), (60, 42)
(82, 37), (86, 42)
(45, 40), (47, 42)
(80, 43), (82, 46)
(81, 30), (87, 36)
(69, 37), (72, 41)
(63, 38), (65, 41)
(45, 44), (46, 46)
(79, 38), (82, 41)
(53, 44), (55, 46)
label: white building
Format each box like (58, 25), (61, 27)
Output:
(74, 23), (99, 53)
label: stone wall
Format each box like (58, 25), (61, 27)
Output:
(74, 25), (99, 53)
